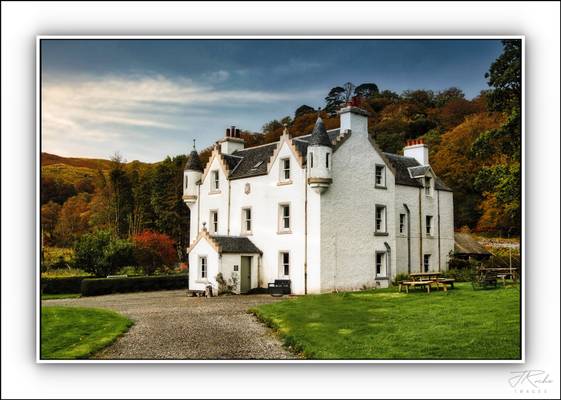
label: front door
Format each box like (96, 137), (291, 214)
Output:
(240, 256), (252, 293)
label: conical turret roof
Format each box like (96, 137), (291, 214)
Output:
(184, 141), (204, 172)
(308, 116), (332, 148)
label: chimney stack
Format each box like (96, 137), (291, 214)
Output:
(403, 138), (429, 165)
(220, 124), (245, 154)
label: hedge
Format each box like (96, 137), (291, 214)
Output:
(81, 274), (188, 297)
(41, 276), (91, 294)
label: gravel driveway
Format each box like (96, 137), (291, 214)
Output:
(43, 291), (297, 360)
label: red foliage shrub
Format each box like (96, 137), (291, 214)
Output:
(133, 230), (177, 275)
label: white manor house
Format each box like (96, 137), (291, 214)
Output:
(184, 102), (454, 295)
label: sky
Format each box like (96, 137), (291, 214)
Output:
(41, 39), (503, 162)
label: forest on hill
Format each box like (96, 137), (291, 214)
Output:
(41, 40), (521, 259)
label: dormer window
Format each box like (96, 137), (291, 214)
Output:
(424, 176), (432, 196)
(375, 165), (386, 188)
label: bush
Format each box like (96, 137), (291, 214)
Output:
(41, 247), (75, 272)
(392, 273), (411, 286)
(74, 231), (136, 277)
(133, 230), (178, 275)
(81, 274), (188, 297)
(41, 276), (91, 294)
(442, 268), (476, 282)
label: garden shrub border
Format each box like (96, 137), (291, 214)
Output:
(41, 276), (91, 294)
(81, 274), (188, 296)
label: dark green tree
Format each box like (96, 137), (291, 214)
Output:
(471, 39), (522, 233)
(324, 86), (346, 113)
(294, 104), (316, 118)
(354, 82), (379, 98)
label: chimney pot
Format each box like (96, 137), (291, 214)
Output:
(235, 128), (240, 138)
(226, 128), (230, 137)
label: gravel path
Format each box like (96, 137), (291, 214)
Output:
(43, 291), (297, 360)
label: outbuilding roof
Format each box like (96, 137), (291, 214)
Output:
(454, 233), (491, 256)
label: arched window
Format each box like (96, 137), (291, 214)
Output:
(184, 174), (188, 189)
(310, 152), (314, 168)
(326, 153), (330, 169)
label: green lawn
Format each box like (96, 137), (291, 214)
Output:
(41, 307), (133, 359)
(251, 283), (520, 360)
(41, 293), (81, 300)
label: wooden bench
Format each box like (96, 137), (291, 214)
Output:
(434, 278), (455, 291)
(268, 279), (291, 296)
(399, 280), (433, 293)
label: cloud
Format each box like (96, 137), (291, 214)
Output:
(272, 59), (324, 75)
(203, 70), (230, 83)
(41, 73), (323, 160)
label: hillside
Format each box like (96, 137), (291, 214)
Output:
(41, 153), (155, 185)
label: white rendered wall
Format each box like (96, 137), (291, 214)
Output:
(229, 141), (308, 294)
(320, 130), (397, 291)
(188, 237), (220, 293)
(197, 156), (230, 237)
(219, 253), (259, 293)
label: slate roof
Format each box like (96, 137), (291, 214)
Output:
(211, 235), (262, 254)
(383, 153), (452, 192)
(454, 233), (491, 256)
(308, 117), (332, 147)
(184, 149), (204, 172)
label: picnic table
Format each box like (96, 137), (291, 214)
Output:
(477, 267), (519, 283)
(399, 272), (455, 293)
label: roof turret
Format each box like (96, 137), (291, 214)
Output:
(309, 116), (332, 148)
(184, 140), (204, 172)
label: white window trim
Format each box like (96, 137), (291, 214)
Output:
(424, 176), (432, 196)
(426, 215), (433, 236)
(399, 213), (407, 235)
(278, 203), (291, 234)
(375, 251), (387, 277)
(423, 254), (431, 272)
(241, 207), (252, 235)
(209, 209), (219, 234)
(279, 251), (290, 278)
(199, 255), (208, 280)
(374, 204), (388, 235)
(210, 170), (220, 193)
(278, 157), (292, 184)
(375, 164), (386, 188)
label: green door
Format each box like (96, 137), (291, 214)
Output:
(240, 256), (252, 293)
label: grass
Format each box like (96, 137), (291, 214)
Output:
(41, 306), (133, 359)
(251, 283), (520, 360)
(41, 293), (81, 300)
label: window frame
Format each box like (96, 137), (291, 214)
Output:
(210, 170), (220, 192)
(399, 213), (406, 235)
(280, 157), (291, 182)
(278, 203), (291, 233)
(241, 207), (252, 235)
(423, 254), (431, 272)
(199, 256), (208, 279)
(184, 173), (188, 190)
(375, 164), (386, 188)
(374, 204), (388, 235)
(310, 151), (314, 169)
(375, 251), (387, 277)
(279, 251), (290, 277)
(326, 152), (331, 169)
(425, 215), (433, 236)
(209, 209), (219, 234)
(424, 176), (432, 196)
